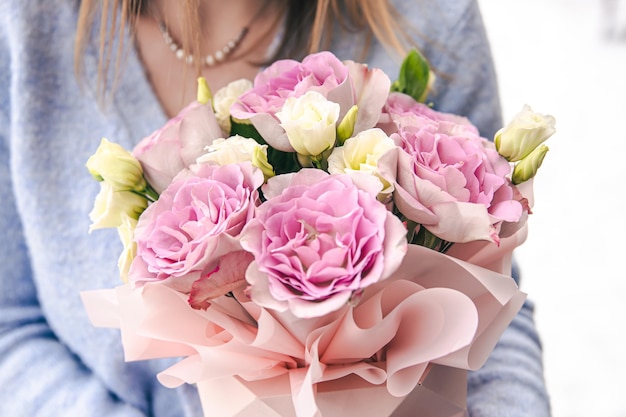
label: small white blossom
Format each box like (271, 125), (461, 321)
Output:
(495, 105), (556, 162)
(328, 128), (396, 195)
(89, 182), (147, 232)
(86, 138), (146, 192)
(197, 135), (273, 178)
(213, 79), (253, 133)
(276, 91), (340, 157)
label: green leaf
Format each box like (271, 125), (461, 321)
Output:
(230, 118), (301, 175)
(230, 119), (264, 142)
(390, 49), (431, 103)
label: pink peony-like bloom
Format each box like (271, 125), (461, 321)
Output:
(378, 92), (479, 137)
(129, 162), (264, 294)
(377, 96), (524, 244)
(240, 169), (407, 318)
(230, 51), (390, 152)
(133, 101), (225, 193)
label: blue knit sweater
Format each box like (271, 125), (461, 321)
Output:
(0, 0), (550, 416)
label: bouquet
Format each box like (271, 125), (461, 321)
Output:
(81, 50), (555, 417)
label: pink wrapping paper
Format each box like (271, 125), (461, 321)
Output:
(197, 365), (468, 417)
(81, 236), (525, 417)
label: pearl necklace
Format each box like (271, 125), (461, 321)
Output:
(158, 22), (249, 67)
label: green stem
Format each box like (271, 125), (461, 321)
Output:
(409, 223), (454, 253)
(405, 219), (420, 242)
(311, 154), (328, 172)
(132, 183), (159, 203)
(144, 184), (160, 202)
(422, 228), (440, 250)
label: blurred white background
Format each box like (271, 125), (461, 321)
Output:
(477, 0), (626, 416)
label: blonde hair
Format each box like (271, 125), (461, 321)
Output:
(74, 0), (415, 96)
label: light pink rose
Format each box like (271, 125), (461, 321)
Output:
(129, 162), (264, 294)
(133, 101), (225, 193)
(378, 92), (478, 137)
(230, 51), (390, 152)
(240, 169), (407, 318)
(378, 101), (523, 244)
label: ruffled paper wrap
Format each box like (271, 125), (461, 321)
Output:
(81, 228), (527, 417)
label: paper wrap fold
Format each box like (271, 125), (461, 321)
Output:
(81, 232), (526, 417)
(197, 365), (469, 417)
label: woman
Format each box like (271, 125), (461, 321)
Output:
(0, 0), (551, 415)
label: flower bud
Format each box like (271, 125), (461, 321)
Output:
(276, 91), (340, 157)
(512, 144), (549, 184)
(196, 77), (213, 105)
(495, 105), (556, 162)
(89, 182), (148, 232)
(336, 105), (358, 145)
(86, 138), (146, 192)
(251, 145), (275, 180)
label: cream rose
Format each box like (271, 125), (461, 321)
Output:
(86, 138), (146, 192)
(495, 104), (556, 162)
(276, 91), (340, 157)
(89, 182), (148, 232)
(213, 79), (253, 133)
(196, 135), (273, 178)
(328, 128), (396, 194)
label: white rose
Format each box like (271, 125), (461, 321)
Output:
(86, 138), (146, 192)
(89, 182), (148, 232)
(276, 91), (340, 157)
(495, 104), (556, 162)
(328, 128), (396, 194)
(213, 79), (253, 133)
(196, 135), (273, 178)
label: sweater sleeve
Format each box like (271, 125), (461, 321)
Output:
(0, 198), (148, 417)
(421, 2), (552, 415)
(0, 108), (147, 416)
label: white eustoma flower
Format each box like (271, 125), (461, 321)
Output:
(328, 128), (396, 194)
(86, 138), (146, 192)
(89, 182), (148, 232)
(213, 78), (253, 133)
(276, 91), (340, 157)
(116, 213), (138, 283)
(495, 104), (556, 162)
(197, 135), (273, 178)
(512, 144), (549, 185)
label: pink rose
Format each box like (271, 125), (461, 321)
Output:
(378, 92), (478, 137)
(133, 101), (225, 193)
(129, 163), (264, 294)
(230, 51), (390, 152)
(378, 101), (523, 244)
(240, 169), (407, 318)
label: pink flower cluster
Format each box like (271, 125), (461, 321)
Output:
(80, 49), (555, 417)
(230, 51), (391, 152)
(98, 51), (528, 319)
(378, 93), (523, 244)
(241, 170), (407, 318)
